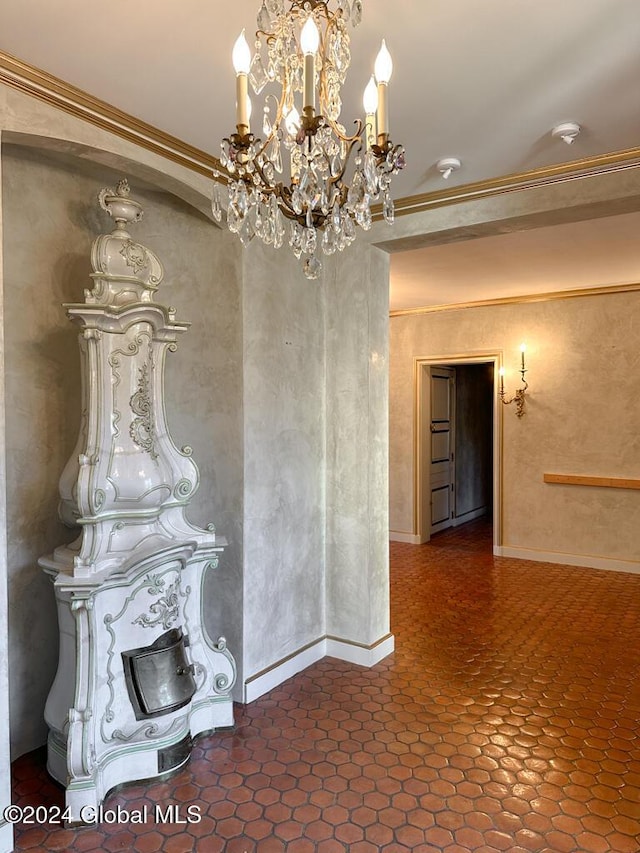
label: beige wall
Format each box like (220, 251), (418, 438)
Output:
(390, 292), (640, 566)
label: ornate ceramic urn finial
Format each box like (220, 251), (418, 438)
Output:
(88, 179), (163, 307)
(98, 178), (143, 234)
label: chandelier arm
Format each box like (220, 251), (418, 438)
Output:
(500, 379), (529, 406)
(324, 117), (364, 145)
(275, 186), (303, 222)
(251, 157), (287, 196)
(326, 134), (362, 187)
(278, 204), (305, 223)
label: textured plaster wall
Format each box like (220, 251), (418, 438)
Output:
(2, 144), (243, 756)
(241, 243), (326, 677)
(325, 243), (390, 645)
(240, 238), (392, 677)
(390, 293), (640, 563)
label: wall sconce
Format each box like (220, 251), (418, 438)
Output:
(500, 344), (528, 417)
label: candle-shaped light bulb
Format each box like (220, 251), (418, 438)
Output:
(232, 30), (252, 74)
(300, 16), (320, 54)
(301, 16), (320, 113)
(499, 366), (505, 393)
(374, 40), (393, 84)
(363, 75), (378, 149)
(233, 30), (252, 131)
(374, 40), (393, 143)
(363, 75), (379, 113)
(520, 343), (526, 370)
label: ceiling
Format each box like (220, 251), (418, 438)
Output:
(1, 0), (639, 308)
(390, 210), (640, 311)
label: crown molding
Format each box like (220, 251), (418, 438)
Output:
(2, 49), (640, 220)
(373, 146), (640, 221)
(0, 49), (222, 178)
(389, 281), (640, 317)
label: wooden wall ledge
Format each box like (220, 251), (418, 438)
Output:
(544, 473), (640, 490)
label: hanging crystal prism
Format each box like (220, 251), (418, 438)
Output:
(364, 151), (379, 197)
(344, 214), (356, 243)
(261, 213), (272, 245)
(347, 169), (365, 209)
(257, 1), (271, 31)
(319, 187), (329, 215)
(262, 106), (272, 137)
(271, 136), (283, 174)
(337, 221), (347, 252)
(254, 202), (264, 239)
(250, 51), (269, 94)
(211, 182), (222, 223)
(305, 206), (314, 230)
(355, 200), (372, 231)
(227, 203), (241, 234)
(239, 215), (255, 247)
(289, 221), (303, 258)
(303, 255), (322, 280)
(291, 186), (303, 215)
(262, 161), (275, 183)
(331, 199), (341, 233)
(383, 191), (395, 224)
(274, 208), (285, 249)
(236, 182), (249, 216)
(302, 226), (317, 255)
(322, 226), (337, 255)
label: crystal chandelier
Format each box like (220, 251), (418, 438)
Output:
(210, 0), (405, 279)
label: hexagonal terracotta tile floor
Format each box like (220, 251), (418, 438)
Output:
(11, 519), (640, 851)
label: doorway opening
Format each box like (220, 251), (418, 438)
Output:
(415, 353), (501, 550)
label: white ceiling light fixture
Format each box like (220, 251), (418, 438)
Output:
(436, 157), (461, 180)
(552, 122), (581, 145)
(211, 0), (406, 279)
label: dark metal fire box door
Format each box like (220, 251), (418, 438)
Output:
(122, 627), (197, 720)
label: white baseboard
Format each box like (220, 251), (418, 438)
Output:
(243, 633), (395, 703)
(244, 639), (326, 703)
(389, 530), (422, 544)
(326, 634), (395, 667)
(495, 545), (640, 575)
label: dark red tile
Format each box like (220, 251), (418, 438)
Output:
(10, 520), (640, 853)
